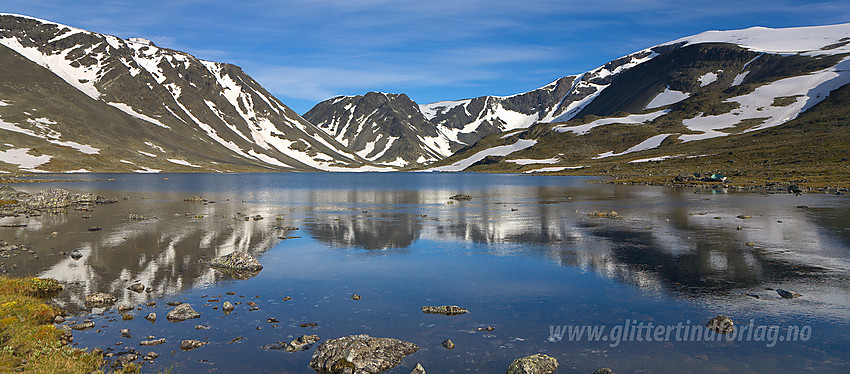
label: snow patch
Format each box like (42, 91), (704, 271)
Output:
(698, 71), (720, 87)
(133, 166), (161, 173)
(731, 71), (750, 86)
(108, 103), (170, 129)
(166, 158), (201, 168)
(0, 118), (100, 154)
(429, 139), (537, 172)
(0, 148), (52, 169)
(646, 87), (690, 109)
(668, 23), (850, 56)
(523, 166), (585, 173)
(679, 58), (850, 142)
(507, 157), (560, 165)
(145, 142), (165, 153)
(629, 154), (686, 163)
(553, 110), (670, 135)
(594, 134), (674, 159)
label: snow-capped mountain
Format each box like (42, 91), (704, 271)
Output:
(307, 23), (850, 172)
(428, 23), (850, 174)
(306, 49), (663, 166)
(0, 14), (373, 173)
(303, 92), (453, 168)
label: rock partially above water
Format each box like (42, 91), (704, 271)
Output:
(70, 250), (83, 260)
(593, 369), (615, 374)
(71, 320), (95, 331)
(210, 251), (263, 271)
(706, 315), (735, 334)
(506, 354), (559, 374)
(309, 334), (419, 374)
(140, 338), (166, 346)
(180, 339), (208, 351)
(85, 292), (117, 308)
(421, 305), (468, 316)
(127, 283), (145, 293)
(411, 363), (426, 374)
(441, 339), (454, 350)
(776, 289), (802, 299)
(166, 303), (200, 321)
(265, 334), (321, 352)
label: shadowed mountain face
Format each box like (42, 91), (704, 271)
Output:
(303, 92), (451, 168)
(0, 14), (366, 173)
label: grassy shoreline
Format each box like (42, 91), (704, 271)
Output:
(0, 276), (137, 373)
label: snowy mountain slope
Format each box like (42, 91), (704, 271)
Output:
(425, 23), (850, 173)
(0, 14), (370, 173)
(303, 92), (453, 167)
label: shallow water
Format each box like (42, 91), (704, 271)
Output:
(2, 173), (849, 373)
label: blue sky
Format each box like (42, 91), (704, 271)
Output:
(5, 1), (850, 114)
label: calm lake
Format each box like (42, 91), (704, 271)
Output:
(2, 173), (849, 373)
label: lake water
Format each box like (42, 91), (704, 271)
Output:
(2, 173), (849, 373)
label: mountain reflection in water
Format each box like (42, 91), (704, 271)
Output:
(2, 174), (846, 323)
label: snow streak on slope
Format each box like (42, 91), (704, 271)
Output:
(553, 110), (670, 135)
(0, 13), (365, 172)
(594, 134), (675, 159)
(429, 139), (537, 172)
(645, 87), (690, 109)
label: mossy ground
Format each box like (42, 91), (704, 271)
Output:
(0, 276), (139, 373)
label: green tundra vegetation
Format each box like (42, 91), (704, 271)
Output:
(0, 276), (139, 373)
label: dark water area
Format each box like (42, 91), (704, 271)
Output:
(2, 173), (849, 373)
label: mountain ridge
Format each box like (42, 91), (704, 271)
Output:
(0, 13), (380, 173)
(2, 14), (849, 181)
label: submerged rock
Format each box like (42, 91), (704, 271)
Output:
(166, 303), (200, 321)
(506, 354), (559, 374)
(706, 315), (735, 334)
(309, 334), (419, 374)
(421, 305), (468, 316)
(85, 292), (117, 308)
